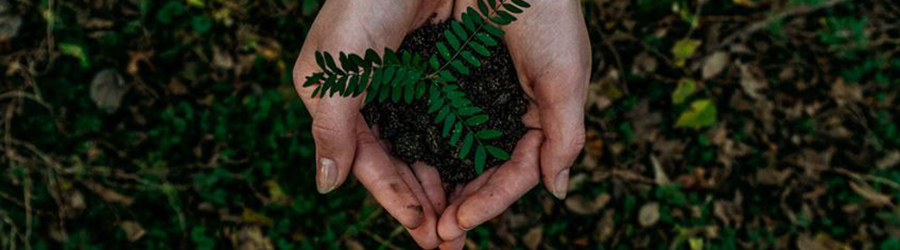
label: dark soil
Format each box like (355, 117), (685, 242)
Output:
(362, 22), (528, 183)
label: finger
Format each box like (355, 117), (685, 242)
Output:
(353, 120), (424, 229)
(412, 162), (447, 213)
(535, 92), (585, 200)
(437, 168), (499, 241)
(311, 97), (361, 193)
(456, 130), (543, 230)
(439, 234), (466, 250)
(394, 159), (441, 249)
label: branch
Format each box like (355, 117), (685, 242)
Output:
(710, 0), (852, 53)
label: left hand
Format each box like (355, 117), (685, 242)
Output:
(432, 0), (591, 248)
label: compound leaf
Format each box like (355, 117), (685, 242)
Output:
(460, 132), (474, 159)
(476, 130), (502, 139)
(474, 145), (486, 174)
(485, 145), (510, 160)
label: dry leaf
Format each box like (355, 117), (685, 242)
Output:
(82, 180), (134, 206)
(0, 13), (21, 41)
(120, 221), (146, 242)
(876, 151), (900, 170)
(737, 62), (766, 100)
(651, 155), (670, 185)
(232, 227), (274, 250)
(849, 181), (893, 207)
(522, 226), (543, 250)
(702, 51), (729, 79)
(595, 210), (615, 242)
(638, 202), (660, 227)
(90, 69), (130, 113)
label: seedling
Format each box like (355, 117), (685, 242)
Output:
(301, 0), (531, 174)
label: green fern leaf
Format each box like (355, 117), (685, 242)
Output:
(438, 70), (458, 82)
(370, 67), (384, 94)
(445, 31), (461, 51)
(315, 52), (329, 73)
(458, 107), (482, 116)
(470, 41), (490, 57)
(502, 3), (523, 13)
(443, 115), (456, 137)
(345, 75), (359, 97)
(496, 11), (517, 22)
(476, 130), (502, 139)
(511, 0), (531, 8)
(450, 61), (470, 75)
(451, 21), (468, 39)
(323, 52), (344, 75)
(442, 85), (459, 92)
(354, 67), (370, 96)
(491, 16), (511, 25)
(451, 97), (472, 108)
(402, 51), (412, 64)
(483, 24), (505, 37)
(365, 49), (382, 65)
(391, 82), (403, 103)
(429, 56), (440, 70)
(476, 33), (498, 46)
(460, 51), (482, 67)
(477, 0), (490, 18)
(304, 72), (324, 87)
(311, 85), (321, 97)
(320, 77), (334, 97)
(485, 146), (510, 160)
(383, 48), (400, 64)
(428, 96), (444, 113)
(460, 132), (474, 159)
(450, 123), (463, 144)
(436, 105), (451, 123)
(436, 43), (452, 60)
(465, 114), (489, 126)
(487, 0), (497, 9)
(474, 145), (486, 174)
(339, 52), (356, 72)
(403, 81), (415, 103)
(331, 75), (347, 97)
(378, 82), (391, 102)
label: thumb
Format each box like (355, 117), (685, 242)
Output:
(312, 96), (360, 194)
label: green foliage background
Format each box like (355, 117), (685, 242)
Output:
(1, 0), (899, 249)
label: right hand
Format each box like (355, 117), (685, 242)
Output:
(291, 0), (460, 248)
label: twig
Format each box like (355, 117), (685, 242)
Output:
(709, 0), (852, 53)
(361, 226), (405, 250)
(834, 168), (900, 191)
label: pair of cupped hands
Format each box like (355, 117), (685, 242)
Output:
(292, 0), (590, 249)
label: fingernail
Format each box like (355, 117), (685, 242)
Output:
(317, 158), (337, 194)
(553, 169), (570, 200)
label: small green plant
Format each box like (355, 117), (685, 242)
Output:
(301, 0), (531, 173)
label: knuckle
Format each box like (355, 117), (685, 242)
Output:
(311, 118), (342, 142)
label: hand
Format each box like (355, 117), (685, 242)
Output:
(435, 0), (591, 246)
(292, 0), (460, 248)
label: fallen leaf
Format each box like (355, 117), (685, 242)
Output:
(849, 181), (893, 207)
(90, 69), (130, 113)
(232, 227), (274, 250)
(595, 210), (615, 242)
(755, 168), (792, 186)
(737, 62), (766, 100)
(651, 155), (670, 185)
(638, 202), (660, 227)
(242, 209), (274, 226)
(702, 51), (729, 79)
(675, 99), (718, 129)
(0, 13), (21, 41)
(877, 151), (900, 169)
(672, 39), (702, 67)
(82, 180), (134, 206)
(522, 226), (543, 250)
(672, 78), (697, 104)
(120, 221), (146, 242)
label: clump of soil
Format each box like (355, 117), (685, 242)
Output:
(363, 22), (528, 183)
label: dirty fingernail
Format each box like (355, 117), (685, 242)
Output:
(553, 169), (570, 200)
(317, 158), (337, 194)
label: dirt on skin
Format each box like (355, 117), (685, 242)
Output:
(362, 22), (528, 183)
